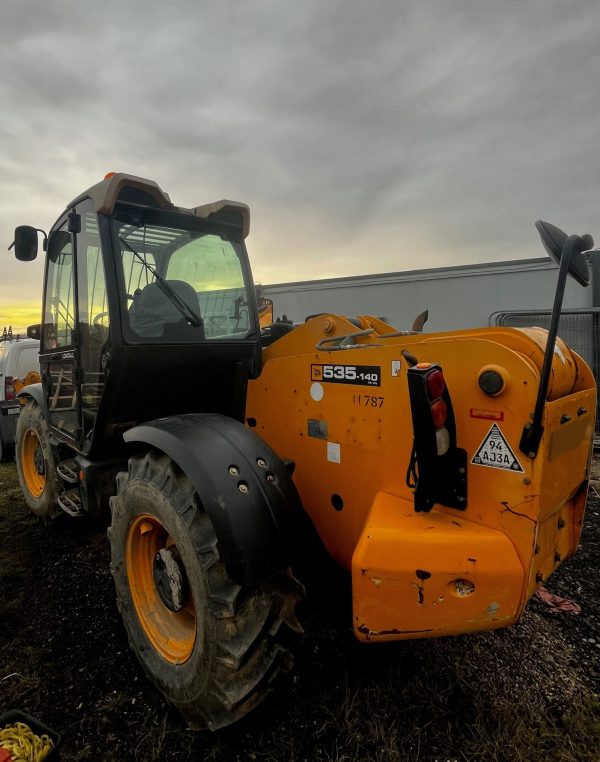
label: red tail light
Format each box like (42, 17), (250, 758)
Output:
(426, 369), (445, 400)
(406, 362), (467, 512)
(4, 376), (16, 401)
(431, 399), (447, 428)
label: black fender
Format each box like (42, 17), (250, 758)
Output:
(123, 413), (303, 585)
(16, 383), (46, 415)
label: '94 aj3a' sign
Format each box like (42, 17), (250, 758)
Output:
(471, 423), (524, 472)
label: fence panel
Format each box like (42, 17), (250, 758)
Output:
(490, 308), (600, 439)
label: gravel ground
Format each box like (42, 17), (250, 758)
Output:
(0, 459), (598, 761)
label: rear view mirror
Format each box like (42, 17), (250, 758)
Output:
(535, 220), (591, 287)
(520, 219), (595, 458)
(10, 226), (39, 262)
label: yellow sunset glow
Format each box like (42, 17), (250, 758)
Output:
(0, 301), (41, 336)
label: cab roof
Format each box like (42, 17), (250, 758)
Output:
(68, 172), (250, 239)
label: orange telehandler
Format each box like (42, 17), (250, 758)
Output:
(10, 174), (596, 729)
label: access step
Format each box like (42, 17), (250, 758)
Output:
(56, 460), (79, 484)
(57, 488), (84, 517)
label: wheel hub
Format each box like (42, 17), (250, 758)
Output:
(34, 446), (45, 475)
(153, 547), (187, 612)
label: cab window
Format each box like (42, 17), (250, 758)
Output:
(43, 225), (74, 350)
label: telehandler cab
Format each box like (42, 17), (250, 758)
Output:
(10, 174), (596, 730)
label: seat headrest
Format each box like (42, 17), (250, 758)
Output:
(130, 280), (200, 337)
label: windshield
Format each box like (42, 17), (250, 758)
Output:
(112, 213), (254, 343)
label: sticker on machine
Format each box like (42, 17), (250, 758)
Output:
(311, 364), (381, 387)
(471, 423), (524, 472)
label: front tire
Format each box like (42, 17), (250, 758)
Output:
(15, 400), (60, 519)
(109, 450), (303, 730)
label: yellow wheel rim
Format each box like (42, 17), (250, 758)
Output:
(21, 429), (46, 497)
(125, 513), (196, 664)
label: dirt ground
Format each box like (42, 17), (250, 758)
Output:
(0, 459), (598, 762)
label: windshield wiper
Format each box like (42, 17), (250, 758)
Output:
(119, 236), (202, 328)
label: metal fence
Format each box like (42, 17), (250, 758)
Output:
(490, 308), (600, 437)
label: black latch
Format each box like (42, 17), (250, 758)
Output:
(68, 212), (81, 234)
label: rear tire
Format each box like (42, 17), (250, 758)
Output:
(15, 400), (60, 519)
(109, 450), (304, 730)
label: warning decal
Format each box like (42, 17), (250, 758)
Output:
(471, 423), (524, 472)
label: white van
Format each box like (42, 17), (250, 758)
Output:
(0, 332), (40, 460)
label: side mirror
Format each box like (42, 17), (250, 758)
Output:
(27, 324), (42, 341)
(10, 226), (39, 262)
(535, 220), (591, 287)
(520, 221), (595, 459)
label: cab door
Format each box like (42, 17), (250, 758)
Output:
(40, 212), (82, 446)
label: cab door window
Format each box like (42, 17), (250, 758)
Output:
(76, 200), (109, 433)
(42, 222), (79, 439)
(43, 226), (75, 350)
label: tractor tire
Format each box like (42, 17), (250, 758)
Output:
(108, 450), (304, 731)
(15, 400), (60, 519)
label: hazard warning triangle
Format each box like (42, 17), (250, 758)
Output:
(471, 423), (524, 472)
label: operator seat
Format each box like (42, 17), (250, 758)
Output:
(129, 280), (202, 338)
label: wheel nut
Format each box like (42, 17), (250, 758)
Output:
(257, 458), (267, 468)
(229, 466), (239, 476)
(238, 482), (249, 493)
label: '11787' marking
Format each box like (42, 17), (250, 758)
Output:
(353, 394), (384, 408)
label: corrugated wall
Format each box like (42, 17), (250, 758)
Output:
(262, 257), (593, 332)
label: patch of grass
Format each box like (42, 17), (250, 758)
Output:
(1, 458), (598, 761)
(463, 695), (600, 762)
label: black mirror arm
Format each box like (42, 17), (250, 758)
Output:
(519, 234), (584, 458)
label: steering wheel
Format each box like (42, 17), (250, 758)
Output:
(92, 311), (110, 326)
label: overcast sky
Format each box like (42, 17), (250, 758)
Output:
(2, 0), (600, 327)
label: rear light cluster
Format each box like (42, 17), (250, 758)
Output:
(406, 361), (468, 512)
(4, 376), (16, 401)
(419, 364), (449, 455)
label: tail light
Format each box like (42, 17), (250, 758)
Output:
(430, 399), (448, 429)
(426, 369), (446, 399)
(4, 376), (16, 401)
(406, 363), (467, 513)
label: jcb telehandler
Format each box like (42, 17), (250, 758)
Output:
(10, 173), (596, 730)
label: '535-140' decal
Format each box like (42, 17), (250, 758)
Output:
(311, 364), (381, 387)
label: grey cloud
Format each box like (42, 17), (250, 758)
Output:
(2, 0), (600, 302)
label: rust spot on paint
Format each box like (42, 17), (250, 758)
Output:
(358, 626), (434, 638)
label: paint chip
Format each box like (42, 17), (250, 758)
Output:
(327, 441), (341, 463)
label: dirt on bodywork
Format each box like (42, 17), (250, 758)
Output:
(0, 459), (598, 761)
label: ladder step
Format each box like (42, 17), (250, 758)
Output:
(57, 488), (84, 517)
(56, 460), (79, 484)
